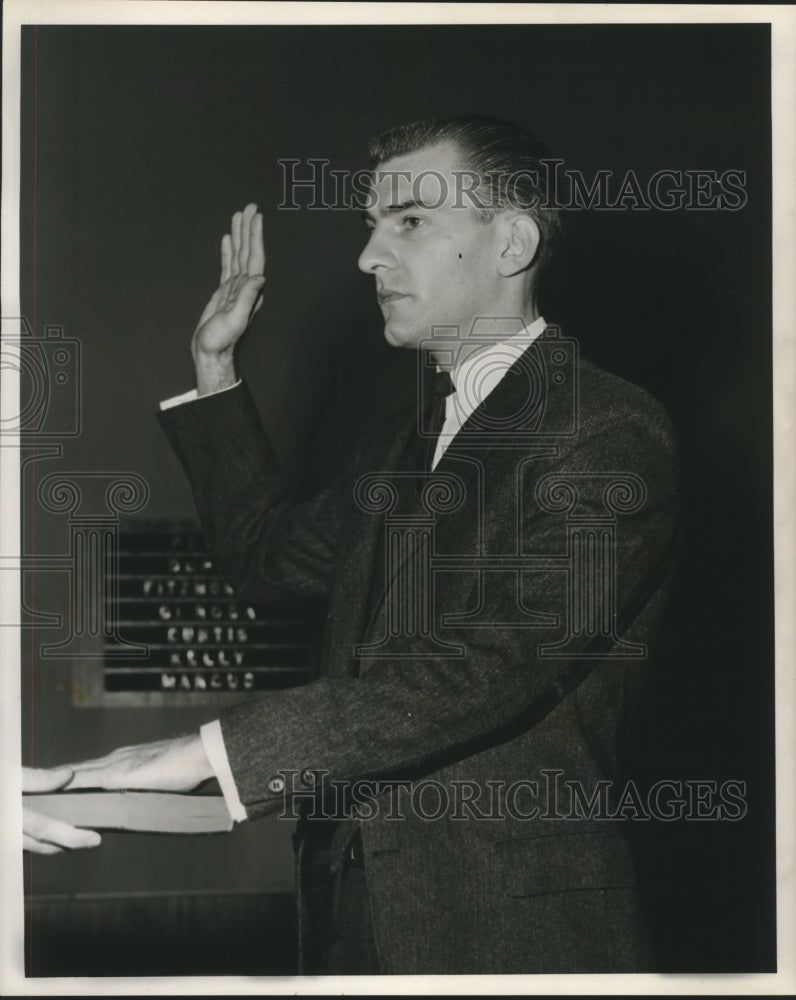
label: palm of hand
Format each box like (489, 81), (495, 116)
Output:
(192, 202), (266, 361)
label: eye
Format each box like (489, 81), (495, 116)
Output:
(401, 215), (424, 230)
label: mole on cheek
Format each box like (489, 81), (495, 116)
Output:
(458, 253), (463, 259)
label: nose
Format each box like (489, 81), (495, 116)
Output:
(357, 225), (395, 274)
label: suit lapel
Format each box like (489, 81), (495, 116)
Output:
(323, 412), (417, 676)
(333, 336), (575, 670)
(434, 336), (564, 479)
(356, 340), (558, 648)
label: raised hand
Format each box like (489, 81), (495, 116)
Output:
(22, 766), (101, 854)
(62, 735), (214, 793)
(191, 202), (266, 395)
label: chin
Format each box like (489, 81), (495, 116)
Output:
(383, 323), (423, 350)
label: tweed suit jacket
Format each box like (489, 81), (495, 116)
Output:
(158, 334), (680, 974)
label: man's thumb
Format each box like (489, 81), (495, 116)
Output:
(231, 275), (266, 326)
(22, 765), (75, 793)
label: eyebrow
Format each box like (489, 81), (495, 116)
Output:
(360, 199), (431, 222)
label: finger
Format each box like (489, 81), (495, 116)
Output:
(64, 758), (129, 790)
(64, 753), (153, 791)
(230, 211), (243, 277)
(21, 766), (74, 793)
(62, 768), (106, 789)
(196, 286), (226, 332)
(239, 203), (257, 274)
(23, 807), (102, 849)
(249, 212), (266, 276)
(23, 835), (63, 855)
(220, 234), (233, 285)
(229, 275), (267, 330)
(61, 750), (127, 788)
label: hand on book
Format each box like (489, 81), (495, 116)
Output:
(23, 766), (101, 854)
(63, 734), (215, 793)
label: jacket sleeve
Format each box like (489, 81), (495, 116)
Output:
(161, 379), (680, 820)
(158, 380), (352, 601)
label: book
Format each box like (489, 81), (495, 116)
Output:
(24, 791), (233, 834)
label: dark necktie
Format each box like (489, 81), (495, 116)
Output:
(423, 369), (454, 472)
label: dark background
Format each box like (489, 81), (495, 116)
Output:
(19, 23), (774, 975)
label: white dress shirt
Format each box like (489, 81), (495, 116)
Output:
(431, 315), (547, 469)
(161, 315), (546, 822)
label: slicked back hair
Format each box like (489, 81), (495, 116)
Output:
(368, 115), (563, 280)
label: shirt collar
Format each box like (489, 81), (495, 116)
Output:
(447, 315), (547, 415)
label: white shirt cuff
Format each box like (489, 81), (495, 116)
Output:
(200, 720), (248, 823)
(159, 380), (242, 411)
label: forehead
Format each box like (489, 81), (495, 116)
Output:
(368, 141), (467, 209)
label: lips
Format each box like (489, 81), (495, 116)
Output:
(377, 290), (409, 305)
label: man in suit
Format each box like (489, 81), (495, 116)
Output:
(51, 116), (680, 974)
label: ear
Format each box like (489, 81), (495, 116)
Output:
(496, 213), (541, 277)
